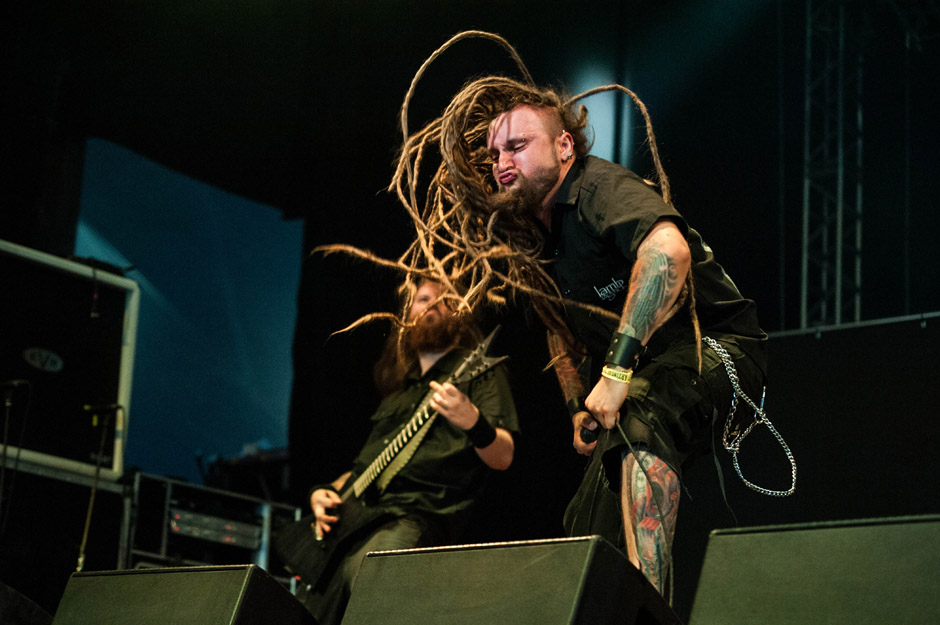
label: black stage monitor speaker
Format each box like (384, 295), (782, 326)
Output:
(342, 535), (680, 625)
(689, 515), (940, 625)
(0, 581), (52, 625)
(51, 565), (317, 625)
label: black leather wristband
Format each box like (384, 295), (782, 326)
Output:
(605, 332), (644, 369)
(567, 397), (598, 444)
(463, 416), (497, 448)
(566, 397), (588, 417)
(307, 483), (339, 502)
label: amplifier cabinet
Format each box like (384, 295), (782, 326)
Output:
(0, 238), (138, 480)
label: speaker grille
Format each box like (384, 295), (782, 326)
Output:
(343, 535), (679, 625)
(52, 565), (314, 625)
(690, 515), (940, 624)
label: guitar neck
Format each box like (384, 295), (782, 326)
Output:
(349, 391), (436, 499)
(343, 329), (503, 501)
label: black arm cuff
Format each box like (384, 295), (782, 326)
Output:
(605, 332), (645, 369)
(463, 416), (498, 448)
(306, 483), (338, 501)
(566, 396), (588, 417)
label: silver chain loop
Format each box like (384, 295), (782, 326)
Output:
(702, 336), (797, 497)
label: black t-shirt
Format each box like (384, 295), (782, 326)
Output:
(543, 156), (767, 373)
(350, 348), (518, 536)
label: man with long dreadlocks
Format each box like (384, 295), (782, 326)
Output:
(481, 94), (768, 595)
(373, 31), (784, 600)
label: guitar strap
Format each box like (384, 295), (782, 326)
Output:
(375, 412), (437, 492)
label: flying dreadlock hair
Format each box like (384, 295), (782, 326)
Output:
(317, 30), (701, 368)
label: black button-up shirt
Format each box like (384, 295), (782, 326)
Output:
(351, 348), (518, 538)
(543, 156), (766, 374)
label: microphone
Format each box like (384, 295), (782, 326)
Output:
(579, 426), (599, 444)
(82, 403), (122, 413)
(1, 379), (29, 388)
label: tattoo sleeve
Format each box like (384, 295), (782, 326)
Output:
(621, 240), (682, 342)
(546, 332), (587, 403)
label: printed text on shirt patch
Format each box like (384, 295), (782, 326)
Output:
(593, 277), (626, 301)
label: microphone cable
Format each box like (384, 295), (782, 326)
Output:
(76, 404), (122, 572)
(0, 381), (32, 540)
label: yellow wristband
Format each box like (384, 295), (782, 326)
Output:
(601, 365), (633, 384)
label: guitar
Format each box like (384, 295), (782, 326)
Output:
(273, 326), (507, 586)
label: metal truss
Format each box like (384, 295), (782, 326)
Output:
(888, 0), (940, 51)
(799, 0), (939, 328)
(800, 0), (865, 328)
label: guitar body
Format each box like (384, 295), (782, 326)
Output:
(273, 497), (394, 587)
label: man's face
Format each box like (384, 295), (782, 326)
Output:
(408, 281), (449, 322)
(487, 105), (566, 211)
(407, 281), (455, 352)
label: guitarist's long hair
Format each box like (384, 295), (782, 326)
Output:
(373, 281), (482, 397)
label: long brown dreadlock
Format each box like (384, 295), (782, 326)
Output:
(317, 30), (701, 368)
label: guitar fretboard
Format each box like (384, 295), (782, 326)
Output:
(349, 392), (436, 498)
(338, 328), (505, 502)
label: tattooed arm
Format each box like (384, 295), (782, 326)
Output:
(585, 220), (691, 429)
(548, 332), (599, 455)
(547, 332), (585, 404)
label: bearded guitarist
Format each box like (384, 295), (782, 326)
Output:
(295, 280), (519, 625)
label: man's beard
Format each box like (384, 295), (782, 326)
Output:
(489, 161), (561, 219)
(483, 161), (559, 253)
(406, 311), (460, 353)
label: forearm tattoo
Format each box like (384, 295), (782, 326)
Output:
(621, 243), (681, 341)
(547, 333), (586, 402)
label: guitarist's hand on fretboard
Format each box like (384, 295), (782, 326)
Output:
(310, 488), (343, 540)
(429, 380), (479, 429)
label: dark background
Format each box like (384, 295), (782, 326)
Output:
(2, 0), (939, 621)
